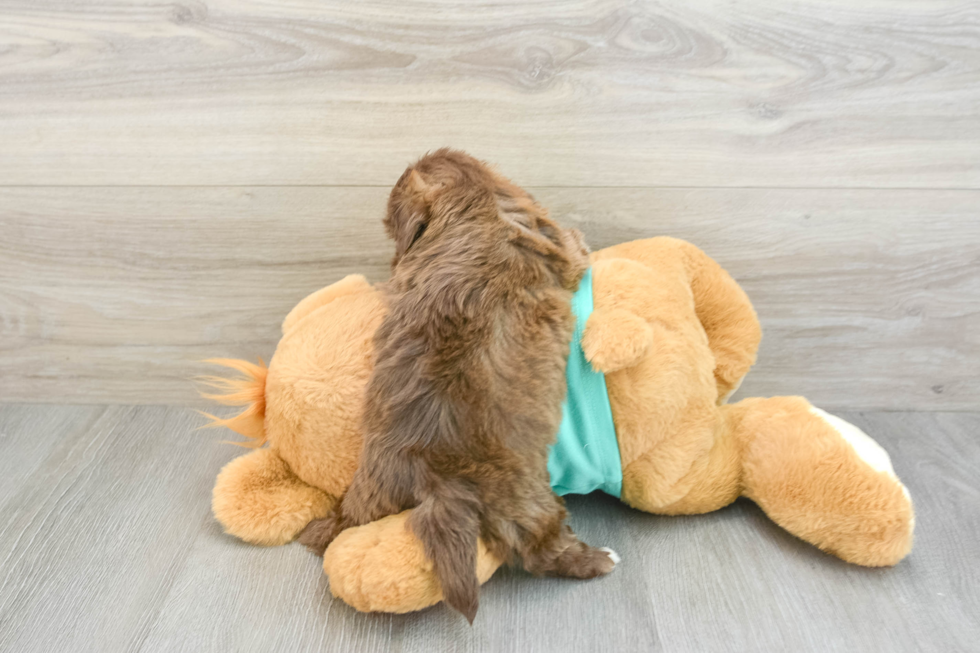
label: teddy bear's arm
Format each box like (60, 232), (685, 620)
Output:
(580, 258), (659, 373)
(678, 242), (762, 402)
(582, 307), (654, 374)
(281, 274), (373, 335)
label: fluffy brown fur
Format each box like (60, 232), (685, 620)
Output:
(298, 149), (615, 622)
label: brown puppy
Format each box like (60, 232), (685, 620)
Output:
(299, 149), (616, 622)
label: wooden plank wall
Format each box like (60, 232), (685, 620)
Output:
(1, 0), (978, 408)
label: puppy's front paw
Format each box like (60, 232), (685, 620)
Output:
(599, 547), (621, 566)
(550, 542), (620, 578)
(578, 546), (619, 577)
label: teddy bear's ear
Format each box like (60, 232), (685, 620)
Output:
(385, 168), (435, 265)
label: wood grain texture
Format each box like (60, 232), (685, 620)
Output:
(0, 0), (978, 187)
(0, 186), (391, 406)
(0, 405), (103, 510)
(0, 405), (235, 653)
(0, 406), (977, 652)
(2, 186), (977, 408)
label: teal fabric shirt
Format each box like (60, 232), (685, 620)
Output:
(547, 268), (623, 498)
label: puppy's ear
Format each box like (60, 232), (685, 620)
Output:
(498, 196), (562, 256)
(559, 227), (591, 289)
(386, 169), (435, 263)
(501, 196), (591, 289)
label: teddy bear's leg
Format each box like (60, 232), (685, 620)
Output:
(594, 238), (762, 402)
(212, 447), (335, 546)
(621, 411), (743, 516)
(322, 511), (505, 614)
(677, 241), (763, 402)
(730, 397), (914, 566)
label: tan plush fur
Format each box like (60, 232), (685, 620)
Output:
(205, 237), (914, 613)
(322, 511), (502, 614)
(212, 447), (334, 546)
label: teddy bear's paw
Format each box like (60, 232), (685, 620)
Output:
(739, 397), (915, 567)
(582, 307), (654, 374)
(808, 405), (915, 548)
(322, 511), (504, 614)
(212, 448), (334, 546)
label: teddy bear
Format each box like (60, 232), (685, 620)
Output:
(203, 236), (914, 614)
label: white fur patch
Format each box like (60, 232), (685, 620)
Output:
(808, 406), (914, 532)
(600, 547), (621, 566)
(808, 406), (895, 475)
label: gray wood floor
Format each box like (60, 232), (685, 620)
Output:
(0, 404), (977, 653)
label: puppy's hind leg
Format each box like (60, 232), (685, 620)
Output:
(521, 522), (618, 579)
(299, 460), (414, 556)
(298, 504), (351, 556)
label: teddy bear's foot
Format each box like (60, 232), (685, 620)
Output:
(322, 511), (503, 614)
(735, 397), (914, 567)
(212, 447), (335, 546)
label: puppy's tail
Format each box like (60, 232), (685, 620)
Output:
(409, 484), (482, 624)
(196, 358), (268, 447)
